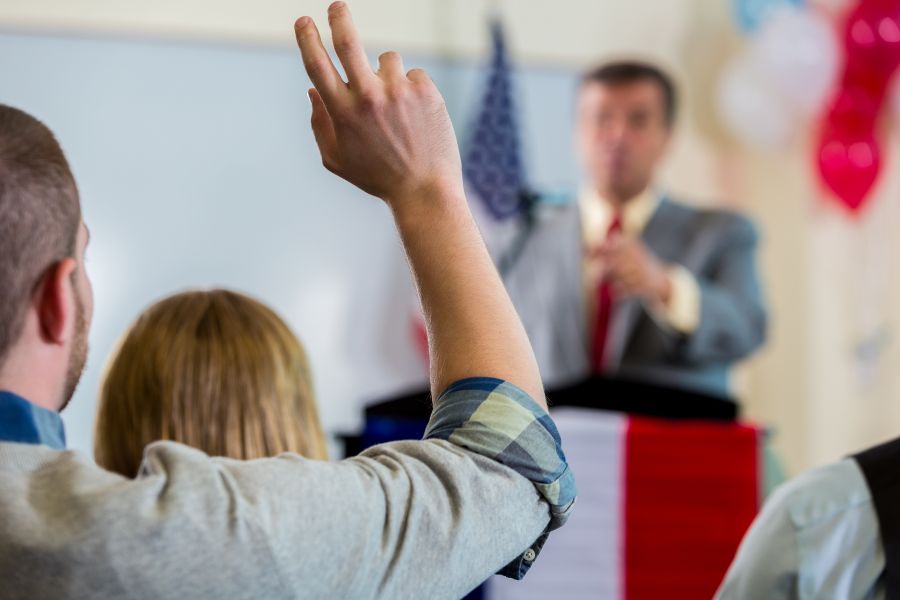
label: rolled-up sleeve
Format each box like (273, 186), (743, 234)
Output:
(425, 377), (577, 577)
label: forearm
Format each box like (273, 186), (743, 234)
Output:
(393, 188), (545, 408)
(682, 218), (766, 362)
(294, 4), (545, 408)
(681, 281), (767, 363)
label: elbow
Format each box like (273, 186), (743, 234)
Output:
(682, 303), (768, 364)
(742, 304), (768, 357)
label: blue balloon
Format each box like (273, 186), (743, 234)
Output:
(733, 0), (804, 34)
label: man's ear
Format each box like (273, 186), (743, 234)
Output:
(35, 258), (77, 345)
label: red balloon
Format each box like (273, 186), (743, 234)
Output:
(816, 126), (882, 212)
(844, 0), (900, 80)
(825, 81), (882, 133)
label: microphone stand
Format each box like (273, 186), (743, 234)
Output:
(497, 188), (539, 279)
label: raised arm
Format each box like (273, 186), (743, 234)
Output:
(294, 2), (545, 407)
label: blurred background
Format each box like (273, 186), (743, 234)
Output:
(3, 0), (900, 480)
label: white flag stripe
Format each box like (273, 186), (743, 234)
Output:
(489, 408), (626, 599)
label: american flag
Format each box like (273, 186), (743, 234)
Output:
(463, 20), (527, 221)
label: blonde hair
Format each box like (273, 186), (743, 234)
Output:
(95, 289), (328, 477)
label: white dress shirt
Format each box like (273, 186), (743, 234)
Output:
(717, 458), (884, 600)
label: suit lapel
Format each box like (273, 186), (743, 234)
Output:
(641, 197), (673, 253)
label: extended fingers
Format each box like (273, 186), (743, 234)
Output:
(327, 2), (375, 88)
(295, 16), (344, 105)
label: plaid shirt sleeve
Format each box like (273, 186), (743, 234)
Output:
(424, 377), (577, 579)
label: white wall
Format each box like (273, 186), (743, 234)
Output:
(0, 29), (582, 456)
(0, 0), (692, 67)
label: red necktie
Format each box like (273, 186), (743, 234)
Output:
(591, 213), (622, 372)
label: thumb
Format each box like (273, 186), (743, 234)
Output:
(309, 88), (338, 170)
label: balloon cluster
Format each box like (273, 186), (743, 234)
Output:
(718, 3), (839, 148)
(720, 0), (900, 214)
(733, 0), (805, 32)
(816, 0), (900, 213)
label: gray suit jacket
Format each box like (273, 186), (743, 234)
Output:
(502, 197), (767, 398)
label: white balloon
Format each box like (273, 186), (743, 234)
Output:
(716, 53), (797, 149)
(811, 0), (854, 13)
(752, 6), (840, 116)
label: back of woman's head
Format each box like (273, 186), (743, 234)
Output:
(95, 289), (328, 477)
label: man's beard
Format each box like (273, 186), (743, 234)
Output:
(59, 292), (88, 412)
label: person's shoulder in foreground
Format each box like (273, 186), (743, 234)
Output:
(0, 377), (573, 600)
(716, 457), (883, 600)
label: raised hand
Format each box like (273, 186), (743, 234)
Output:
(293, 2), (545, 406)
(294, 2), (464, 212)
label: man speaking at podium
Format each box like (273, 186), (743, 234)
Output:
(504, 61), (767, 401)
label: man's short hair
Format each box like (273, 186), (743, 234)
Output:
(581, 61), (678, 127)
(0, 105), (80, 367)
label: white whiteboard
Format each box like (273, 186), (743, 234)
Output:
(0, 30), (581, 455)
